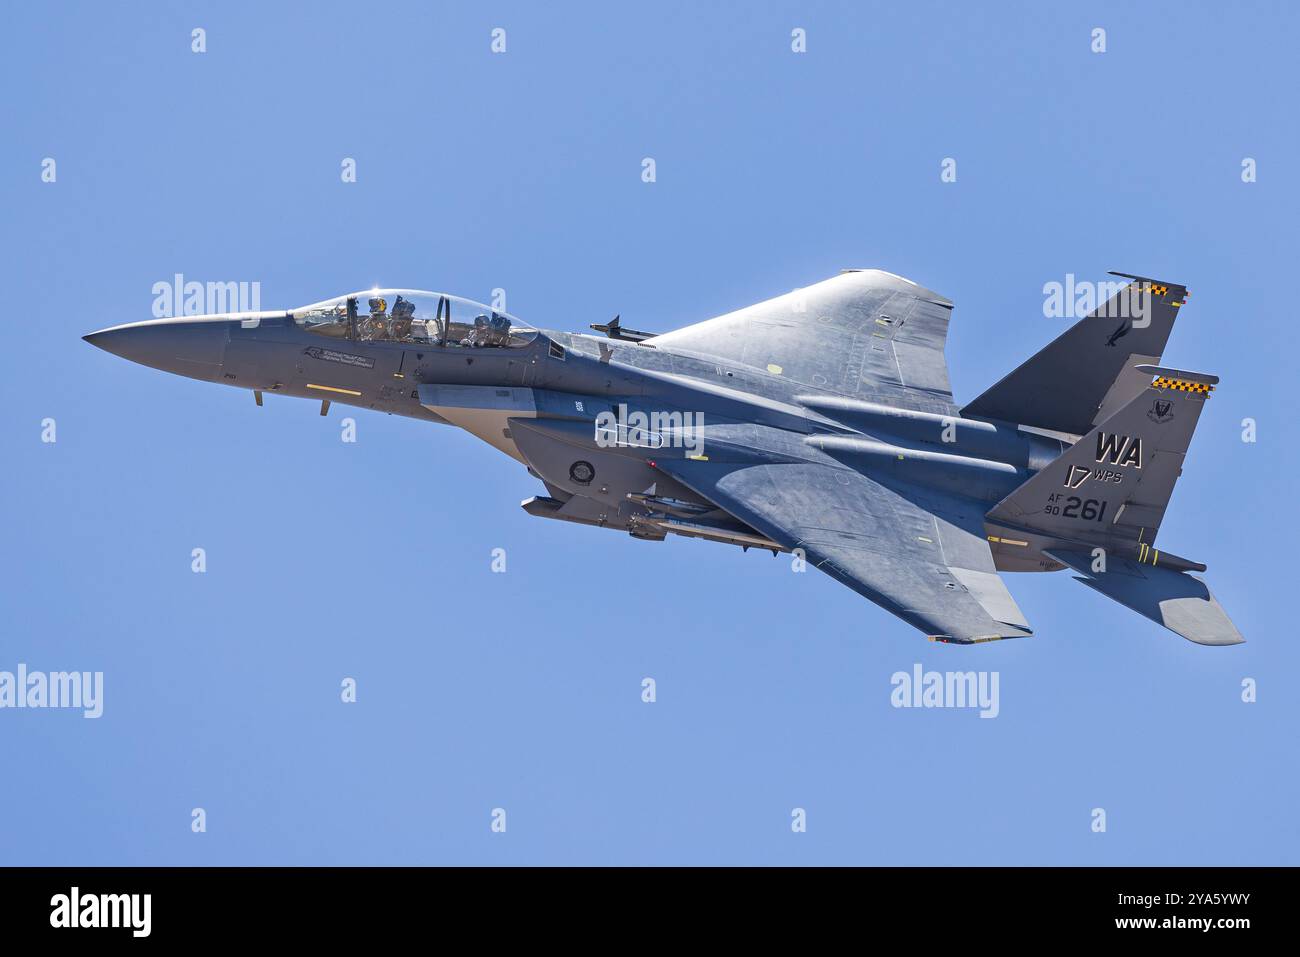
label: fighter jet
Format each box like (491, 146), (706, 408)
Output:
(84, 270), (1243, 645)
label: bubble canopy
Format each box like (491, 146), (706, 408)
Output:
(291, 290), (537, 348)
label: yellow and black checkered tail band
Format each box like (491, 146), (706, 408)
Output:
(1136, 281), (1182, 301)
(1152, 376), (1213, 394)
(1107, 273), (1189, 304)
(1135, 281), (1189, 306)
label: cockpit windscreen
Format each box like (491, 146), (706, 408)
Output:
(292, 290), (536, 348)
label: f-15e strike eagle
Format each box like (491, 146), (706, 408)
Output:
(85, 269), (1243, 645)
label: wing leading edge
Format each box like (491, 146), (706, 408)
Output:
(654, 457), (1031, 644)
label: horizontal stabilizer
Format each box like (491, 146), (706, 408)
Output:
(1046, 550), (1243, 645)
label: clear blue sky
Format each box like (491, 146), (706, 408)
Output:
(2, 0), (1295, 865)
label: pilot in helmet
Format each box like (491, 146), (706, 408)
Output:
(463, 314), (489, 346)
(365, 297), (389, 339)
(390, 296), (415, 340)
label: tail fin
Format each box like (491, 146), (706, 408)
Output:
(987, 365), (1215, 549)
(963, 273), (1188, 436)
(988, 368), (1243, 645)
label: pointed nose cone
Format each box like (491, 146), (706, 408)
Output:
(83, 318), (230, 381)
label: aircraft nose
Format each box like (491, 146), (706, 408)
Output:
(83, 318), (230, 381)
